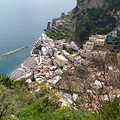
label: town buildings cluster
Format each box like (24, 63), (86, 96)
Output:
(10, 20), (120, 110)
(11, 12), (120, 110)
(21, 27), (120, 109)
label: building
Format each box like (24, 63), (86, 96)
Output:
(47, 21), (53, 29)
(96, 35), (107, 39)
(110, 31), (117, 37)
(55, 55), (68, 67)
(89, 35), (96, 42)
(56, 20), (66, 27)
(60, 12), (65, 20)
(69, 41), (79, 51)
(117, 24), (120, 31)
(94, 35), (107, 47)
(83, 41), (94, 50)
(95, 39), (106, 46)
(68, 53), (77, 62)
(106, 37), (116, 44)
(117, 53), (120, 64)
(62, 50), (70, 57)
(52, 17), (60, 24)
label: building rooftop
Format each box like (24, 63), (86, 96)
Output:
(56, 69), (63, 74)
(96, 39), (105, 42)
(56, 55), (68, 61)
(75, 56), (82, 60)
(52, 17), (60, 20)
(96, 35), (107, 39)
(86, 41), (95, 43)
(107, 37), (116, 43)
(117, 52), (120, 56)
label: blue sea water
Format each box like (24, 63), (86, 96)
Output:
(0, 0), (76, 75)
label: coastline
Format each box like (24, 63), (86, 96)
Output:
(9, 46), (37, 80)
(9, 34), (47, 80)
(9, 56), (37, 80)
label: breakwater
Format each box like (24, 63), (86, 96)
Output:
(2, 46), (28, 57)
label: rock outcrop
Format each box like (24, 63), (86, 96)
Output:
(71, 0), (120, 44)
(77, 0), (104, 10)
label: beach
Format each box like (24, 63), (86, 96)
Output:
(9, 56), (38, 80)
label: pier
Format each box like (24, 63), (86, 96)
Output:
(2, 46), (28, 57)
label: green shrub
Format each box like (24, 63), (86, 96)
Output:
(66, 48), (73, 54)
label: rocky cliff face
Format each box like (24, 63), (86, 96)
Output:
(77, 0), (104, 10)
(71, 0), (120, 45)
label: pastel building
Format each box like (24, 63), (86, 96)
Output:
(89, 35), (96, 42)
(55, 55), (68, 67)
(56, 20), (66, 27)
(83, 41), (94, 50)
(95, 35), (107, 46)
(52, 17), (60, 23)
(117, 53), (120, 64)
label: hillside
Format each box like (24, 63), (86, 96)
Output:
(72, 0), (120, 45)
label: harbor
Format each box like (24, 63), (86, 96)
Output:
(2, 46), (29, 57)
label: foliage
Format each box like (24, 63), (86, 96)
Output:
(0, 74), (35, 120)
(3, 96), (120, 120)
(98, 97), (120, 120)
(15, 97), (61, 120)
(14, 101), (97, 120)
(66, 48), (73, 54)
(73, 0), (119, 43)
(36, 87), (50, 98)
(45, 27), (66, 40)
(0, 74), (15, 89)
(0, 74), (29, 89)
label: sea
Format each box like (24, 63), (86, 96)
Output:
(0, 0), (76, 75)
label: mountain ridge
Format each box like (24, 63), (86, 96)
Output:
(71, 0), (120, 45)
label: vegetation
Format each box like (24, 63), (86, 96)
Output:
(1, 52), (120, 120)
(2, 89), (120, 120)
(69, 0), (120, 44)
(66, 48), (73, 54)
(98, 96), (120, 120)
(0, 75), (35, 120)
(74, 8), (115, 43)
(46, 27), (66, 40)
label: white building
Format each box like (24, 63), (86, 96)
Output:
(55, 55), (68, 67)
(95, 39), (106, 46)
(89, 35), (96, 42)
(62, 50), (70, 57)
(117, 53), (120, 64)
(70, 41), (79, 51)
(83, 41), (94, 50)
(95, 35), (107, 46)
(96, 35), (107, 39)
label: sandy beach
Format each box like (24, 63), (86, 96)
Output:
(9, 56), (38, 80)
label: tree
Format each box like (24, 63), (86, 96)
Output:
(0, 74), (15, 89)
(98, 96), (120, 120)
(0, 77), (35, 119)
(0, 85), (15, 120)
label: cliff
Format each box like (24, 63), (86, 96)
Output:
(71, 0), (120, 45)
(77, 0), (104, 10)
(45, 0), (120, 46)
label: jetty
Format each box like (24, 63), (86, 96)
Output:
(2, 46), (28, 57)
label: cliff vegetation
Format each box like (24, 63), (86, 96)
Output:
(72, 0), (120, 44)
